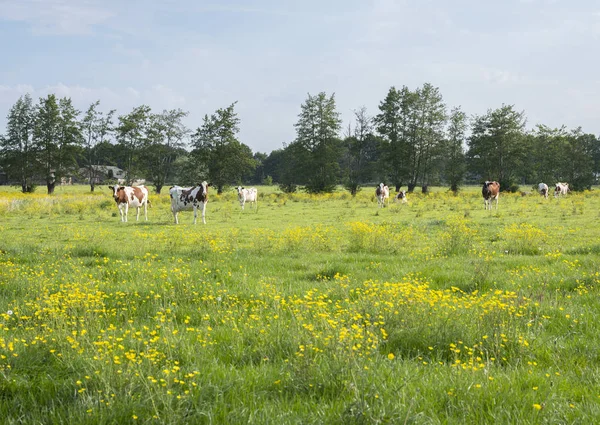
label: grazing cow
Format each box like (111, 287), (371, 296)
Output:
(108, 184), (150, 222)
(538, 183), (549, 199)
(375, 183), (390, 207)
(554, 182), (569, 197)
(482, 181), (500, 210)
(395, 190), (408, 203)
(237, 186), (258, 210)
(169, 182), (209, 224)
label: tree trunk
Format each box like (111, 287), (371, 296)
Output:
(407, 183), (416, 193)
(421, 185), (428, 194)
(155, 184), (162, 195)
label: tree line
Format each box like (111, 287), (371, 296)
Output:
(1, 84), (599, 195)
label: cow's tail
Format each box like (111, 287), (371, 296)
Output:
(147, 199), (152, 208)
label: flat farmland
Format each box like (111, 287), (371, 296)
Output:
(1, 185), (599, 424)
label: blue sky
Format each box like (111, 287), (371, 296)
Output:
(1, 0), (599, 153)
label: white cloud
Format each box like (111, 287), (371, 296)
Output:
(0, 0), (113, 35)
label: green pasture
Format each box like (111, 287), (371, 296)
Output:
(0, 185), (599, 424)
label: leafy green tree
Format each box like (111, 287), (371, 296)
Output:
(116, 105), (151, 184)
(143, 109), (189, 194)
(411, 83), (447, 193)
(293, 92), (342, 193)
(56, 97), (83, 182)
(277, 141), (310, 193)
(443, 107), (467, 193)
(375, 86), (414, 191)
(33, 94), (62, 194)
(563, 129), (596, 190)
(342, 106), (380, 195)
(467, 105), (527, 191)
(0, 94), (37, 192)
(191, 102), (256, 194)
(81, 101), (115, 191)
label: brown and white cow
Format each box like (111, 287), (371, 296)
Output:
(169, 182), (209, 224)
(554, 182), (569, 197)
(375, 183), (390, 207)
(395, 190), (408, 204)
(538, 183), (549, 199)
(482, 181), (500, 210)
(237, 186), (258, 210)
(108, 185), (150, 222)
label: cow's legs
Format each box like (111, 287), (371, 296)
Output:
(119, 204), (126, 222)
(136, 206), (140, 221)
(124, 204), (129, 222)
(201, 202), (206, 224)
(193, 206), (198, 225)
(144, 202), (148, 221)
(173, 211), (179, 224)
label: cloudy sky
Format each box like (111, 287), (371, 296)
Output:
(1, 0), (599, 153)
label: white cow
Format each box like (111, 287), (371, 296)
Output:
(375, 183), (390, 207)
(169, 182), (209, 224)
(108, 184), (150, 222)
(554, 182), (569, 197)
(237, 186), (258, 210)
(395, 190), (408, 203)
(538, 183), (549, 199)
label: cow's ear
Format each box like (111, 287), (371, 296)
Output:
(241, 187), (244, 190)
(107, 185), (113, 190)
(207, 183), (212, 187)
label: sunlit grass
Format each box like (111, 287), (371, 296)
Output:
(1, 185), (600, 423)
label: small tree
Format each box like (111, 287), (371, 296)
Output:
(294, 92), (342, 193)
(143, 109), (189, 194)
(443, 107), (467, 193)
(81, 101), (115, 192)
(0, 94), (37, 192)
(116, 105), (151, 184)
(342, 107), (380, 195)
(33, 94), (61, 194)
(191, 102), (255, 194)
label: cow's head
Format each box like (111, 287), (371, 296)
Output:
(108, 185), (125, 201)
(201, 181), (209, 201)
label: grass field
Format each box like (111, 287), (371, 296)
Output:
(1, 184), (599, 424)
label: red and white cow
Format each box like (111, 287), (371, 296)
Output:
(237, 186), (258, 210)
(108, 185), (150, 222)
(482, 181), (500, 210)
(395, 190), (408, 204)
(538, 183), (549, 199)
(169, 182), (209, 224)
(554, 182), (569, 197)
(375, 183), (389, 207)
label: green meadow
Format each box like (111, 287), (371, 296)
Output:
(1, 185), (599, 424)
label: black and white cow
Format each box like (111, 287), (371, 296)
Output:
(169, 182), (209, 224)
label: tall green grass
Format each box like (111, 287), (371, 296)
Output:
(0, 185), (599, 423)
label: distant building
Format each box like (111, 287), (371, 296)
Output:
(79, 165), (126, 184)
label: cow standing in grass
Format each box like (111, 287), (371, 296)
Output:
(554, 182), (569, 197)
(376, 183), (389, 207)
(237, 186), (258, 210)
(169, 182), (209, 224)
(538, 183), (549, 199)
(482, 181), (500, 210)
(108, 184), (150, 222)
